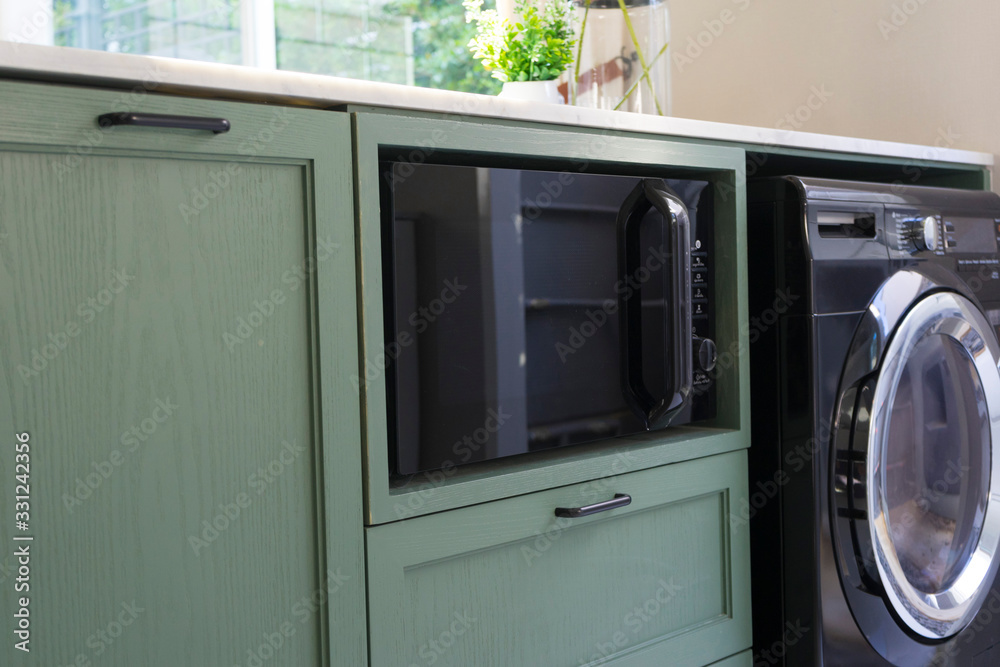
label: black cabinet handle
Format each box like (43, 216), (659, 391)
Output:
(97, 112), (231, 134)
(555, 493), (632, 518)
(616, 179), (693, 430)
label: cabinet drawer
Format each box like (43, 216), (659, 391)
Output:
(366, 450), (751, 667)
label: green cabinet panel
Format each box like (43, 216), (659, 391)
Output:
(367, 450), (751, 667)
(0, 81), (364, 666)
(706, 650), (752, 667)
(353, 111), (750, 525)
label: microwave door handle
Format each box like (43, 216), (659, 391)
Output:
(616, 179), (693, 430)
(658, 181), (693, 425)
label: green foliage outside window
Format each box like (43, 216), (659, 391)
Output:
(380, 0), (501, 94)
(51, 0), (502, 95)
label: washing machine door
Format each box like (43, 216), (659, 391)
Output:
(833, 268), (1000, 649)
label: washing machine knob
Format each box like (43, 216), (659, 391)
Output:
(693, 336), (717, 372)
(909, 215), (940, 252)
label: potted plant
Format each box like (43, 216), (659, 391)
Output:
(463, 0), (576, 104)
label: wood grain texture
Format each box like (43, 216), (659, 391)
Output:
(367, 450), (752, 667)
(352, 111), (750, 525)
(0, 80), (365, 666)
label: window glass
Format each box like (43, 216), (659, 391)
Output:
(7, 0), (500, 94)
(274, 0), (499, 94)
(54, 0), (242, 64)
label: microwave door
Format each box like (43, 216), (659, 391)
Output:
(479, 167), (529, 460)
(386, 164), (703, 476)
(388, 164), (534, 474)
(616, 179), (693, 429)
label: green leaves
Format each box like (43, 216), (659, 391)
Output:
(464, 0), (576, 83)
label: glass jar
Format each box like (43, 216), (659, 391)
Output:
(561, 0), (670, 115)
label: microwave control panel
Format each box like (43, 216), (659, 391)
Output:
(690, 221), (716, 423)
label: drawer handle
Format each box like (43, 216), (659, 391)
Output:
(97, 112), (231, 134)
(555, 493), (631, 518)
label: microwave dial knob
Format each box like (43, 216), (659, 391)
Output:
(908, 215), (939, 252)
(693, 336), (717, 372)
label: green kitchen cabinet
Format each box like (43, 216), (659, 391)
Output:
(366, 450), (752, 667)
(0, 81), (364, 665)
(0, 75), (756, 667)
(352, 109), (754, 666)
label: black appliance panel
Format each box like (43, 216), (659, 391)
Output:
(382, 162), (716, 475)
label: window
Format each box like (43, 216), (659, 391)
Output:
(3, 0), (499, 94)
(54, 0), (242, 63)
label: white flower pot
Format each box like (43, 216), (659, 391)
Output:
(498, 80), (565, 105)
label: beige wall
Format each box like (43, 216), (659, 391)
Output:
(669, 0), (999, 185)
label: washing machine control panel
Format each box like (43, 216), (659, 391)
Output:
(890, 211), (941, 255)
(904, 215), (941, 251)
(890, 210), (1000, 259)
(942, 215), (1000, 283)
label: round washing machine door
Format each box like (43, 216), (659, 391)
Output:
(867, 290), (1000, 638)
(833, 269), (1000, 648)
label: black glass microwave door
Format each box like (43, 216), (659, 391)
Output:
(387, 163), (673, 475)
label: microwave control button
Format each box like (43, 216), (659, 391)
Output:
(693, 336), (717, 372)
(692, 270), (707, 284)
(693, 286), (707, 300)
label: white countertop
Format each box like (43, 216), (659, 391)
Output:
(0, 42), (992, 168)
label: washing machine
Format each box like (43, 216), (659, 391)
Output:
(747, 177), (1000, 665)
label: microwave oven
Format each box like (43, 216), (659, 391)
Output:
(379, 160), (719, 475)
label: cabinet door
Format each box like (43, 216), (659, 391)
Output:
(0, 81), (363, 666)
(367, 450), (751, 667)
